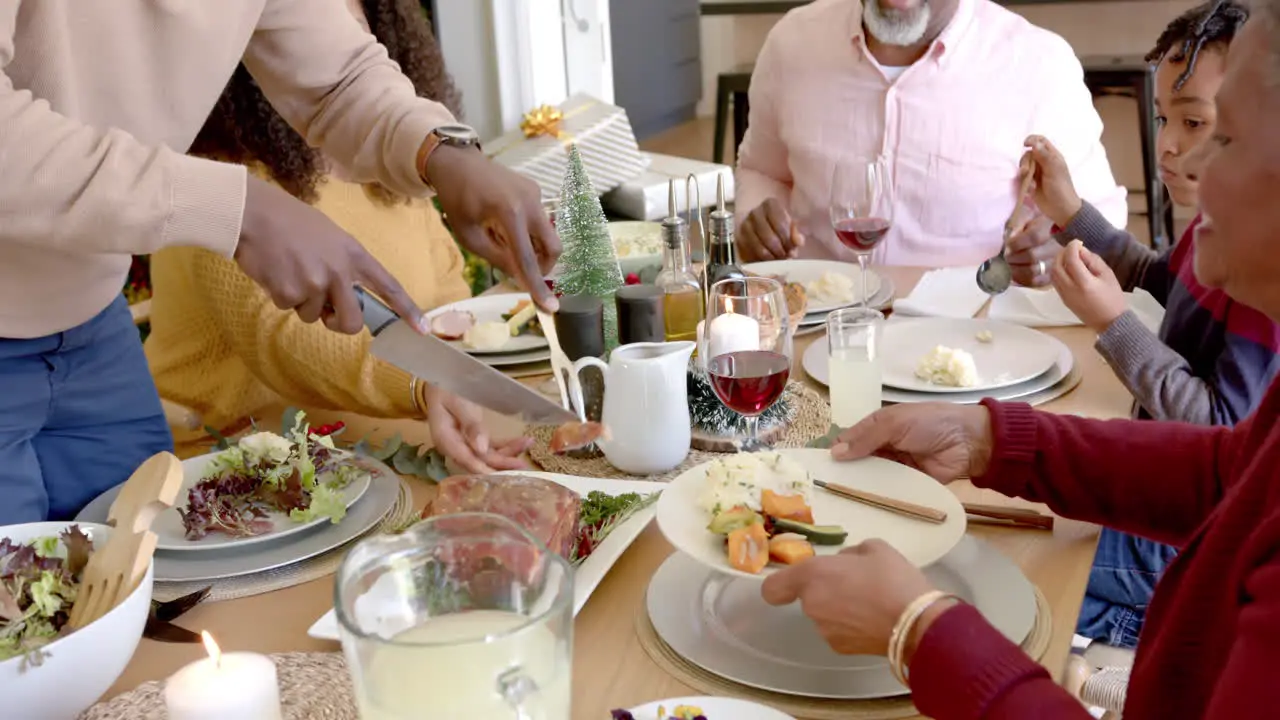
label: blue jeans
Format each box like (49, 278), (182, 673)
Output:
(1076, 527), (1178, 649)
(0, 295), (173, 524)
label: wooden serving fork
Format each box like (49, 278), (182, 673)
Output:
(69, 452), (184, 630)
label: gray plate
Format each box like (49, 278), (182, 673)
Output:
(799, 276), (897, 328)
(647, 535), (1036, 700)
(75, 457), (400, 583)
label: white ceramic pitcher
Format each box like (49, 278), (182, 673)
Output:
(565, 341), (695, 475)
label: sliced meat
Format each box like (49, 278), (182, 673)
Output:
(429, 310), (475, 340)
(422, 474), (580, 561)
(549, 421), (609, 455)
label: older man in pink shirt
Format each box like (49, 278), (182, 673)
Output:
(735, 0), (1128, 283)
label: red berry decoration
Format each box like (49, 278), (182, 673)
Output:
(624, 273), (641, 286)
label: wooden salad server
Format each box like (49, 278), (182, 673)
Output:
(69, 452), (184, 630)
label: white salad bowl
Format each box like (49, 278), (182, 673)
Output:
(1, 521), (154, 720)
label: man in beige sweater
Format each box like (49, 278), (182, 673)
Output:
(0, 0), (559, 523)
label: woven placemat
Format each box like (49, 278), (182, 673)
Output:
(151, 478), (417, 604)
(80, 652), (358, 720)
(634, 587), (1053, 720)
(526, 381), (832, 481)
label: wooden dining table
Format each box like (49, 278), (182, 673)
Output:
(108, 266), (1133, 718)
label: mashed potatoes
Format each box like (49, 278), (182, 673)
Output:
(699, 451), (813, 516)
(915, 345), (980, 387)
(463, 321), (511, 351)
(805, 272), (856, 307)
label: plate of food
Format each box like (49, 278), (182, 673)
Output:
(609, 221), (663, 275)
(744, 260), (881, 314)
(306, 471), (663, 640)
(424, 293), (549, 355)
(613, 698), (796, 720)
(878, 317), (1061, 394)
(655, 450), (965, 579)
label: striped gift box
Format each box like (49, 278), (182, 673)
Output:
(485, 94), (650, 198)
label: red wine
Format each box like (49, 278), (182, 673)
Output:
(707, 350), (791, 416)
(834, 217), (891, 252)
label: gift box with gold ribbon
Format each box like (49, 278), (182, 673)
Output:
(485, 94), (649, 198)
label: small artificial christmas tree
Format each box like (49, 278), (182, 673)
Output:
(553, 144), (625, 352)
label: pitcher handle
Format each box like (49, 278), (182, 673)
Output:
(563, 356), (608, 423)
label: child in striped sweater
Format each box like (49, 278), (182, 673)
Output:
(1021, 0), (1280, 649)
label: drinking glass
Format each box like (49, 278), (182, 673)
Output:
(826, 307), (884, 429)
(336, 513), (573, 720)
(704, 277), (794, 451)
(830, 158), (894, 307)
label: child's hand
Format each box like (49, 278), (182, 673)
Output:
(1052, 240), (1127, 333)
(1021, 135), (1083, 228)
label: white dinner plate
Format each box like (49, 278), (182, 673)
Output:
(482, 348), (552, 367)
(306, 472), (664, 641)
(422, 293), (549, 355)
(744, 260), (882, 314)
(878, 317), (1060, 393)
(655, 449), (965, 579)
(141, 452), (371, 552)
(620, 697), (796, 720)
(803, 332), (1075, 405)
(610, 221), (664, 275)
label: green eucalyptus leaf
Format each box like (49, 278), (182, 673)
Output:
(807, 424), (842, 449)
(391, 445), (421, 475)
(281, 406), (303, 435)
(374, 433), (404, 461)
(204, 426), (231, 452)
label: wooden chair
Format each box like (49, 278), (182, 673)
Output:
(129, 299), (203, 432)
(713, 64), (753, 165)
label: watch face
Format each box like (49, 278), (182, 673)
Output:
(435, 124), (480, 145)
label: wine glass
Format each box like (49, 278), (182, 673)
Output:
(704, 277), (794, 451)
(830, 158), (894, 307)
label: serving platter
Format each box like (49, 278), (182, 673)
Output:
(647, 536), (1036, 699)
(878, 317), (1061, 394)
(422, 293), (549, 355)
(134, 452), (372, 552)
(76, 456), (400, 583)
(306, 472), (665, 640)
(655, 449), (966, 579)
(803, 332), (1076, 405)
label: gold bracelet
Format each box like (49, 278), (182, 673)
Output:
(887, 591), (959, 687)
(409, 376), (427, 418)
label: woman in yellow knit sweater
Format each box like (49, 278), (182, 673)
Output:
(145, 0), (531, 472)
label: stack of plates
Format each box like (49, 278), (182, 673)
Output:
(743, 260), (895, 337)
(803, 316), (1077, 404)
(74, 454), (401, 583)
(423, 293), (551, 368)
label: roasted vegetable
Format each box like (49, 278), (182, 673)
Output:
(768, 533), (815, 565)
(707, 505), (763, 535)
(727, 522), (770, 574)
(770, 517), (848, 546)
(760, 489), (815, 524)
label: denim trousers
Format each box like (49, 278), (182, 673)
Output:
(0, 295), (173, 523)
(1076, 526), (1179, 649)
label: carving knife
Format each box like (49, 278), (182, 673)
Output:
(356, 288), (577, 425)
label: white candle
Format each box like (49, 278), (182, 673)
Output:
(164, 632), (283, 720)
(695, 320), (708, 370)
(707, 312), (761, 361)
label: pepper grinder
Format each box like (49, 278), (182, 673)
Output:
(553, 294), (606, 458)
(615, 285), (666, 345)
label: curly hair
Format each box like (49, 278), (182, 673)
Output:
(1146, 0), (1250, 91)
(189, 0), (462, 205)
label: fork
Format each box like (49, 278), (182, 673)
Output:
(69, 452), (184, 630)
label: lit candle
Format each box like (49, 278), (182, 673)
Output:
(164, 632), (283, 720)
(707, 312), (761, 361)
(695, 320), (707, 370)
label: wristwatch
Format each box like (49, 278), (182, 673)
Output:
(417, 124), (482, 189)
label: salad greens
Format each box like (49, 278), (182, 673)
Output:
(571, 491), (659, 564)
(0, 526), (93, 665)
(179, 411), (368, 540)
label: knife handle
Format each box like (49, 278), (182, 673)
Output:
(354, 287), (398, 336)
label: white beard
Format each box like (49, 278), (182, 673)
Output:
(862, 0), (931, 46)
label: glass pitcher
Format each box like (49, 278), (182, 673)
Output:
(335, 513), (573, 720)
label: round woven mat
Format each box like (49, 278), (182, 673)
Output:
(634, 588), (1053, 720)
(80, 652), (358, 720)
(526, 381), (832, 481)
(150, 478), (417, 604)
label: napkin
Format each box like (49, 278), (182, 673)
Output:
(989, 287), (1165, 332)
(893, 266), (991, 319)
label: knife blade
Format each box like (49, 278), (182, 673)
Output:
(151, 585), (212, 622)
(144, 615), (203, 643)
(356, 288), (577, 425)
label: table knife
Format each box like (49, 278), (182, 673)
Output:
(355, 288), (577, 425)
(143, 615), (202, 643)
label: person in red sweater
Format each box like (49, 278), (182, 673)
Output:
(760, 6), (1280, 718)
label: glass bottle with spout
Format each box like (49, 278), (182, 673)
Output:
(653, 179), (704, 343)
(704, 173), (746, 298)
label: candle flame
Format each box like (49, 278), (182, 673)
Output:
(201, 631), (222, 668)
